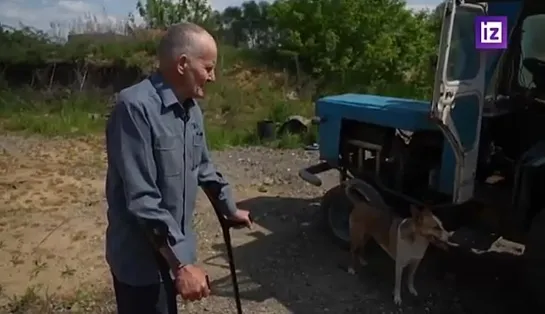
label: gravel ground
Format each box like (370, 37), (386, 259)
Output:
(0, 136), (525, 313)
(185, 147), (523, 314)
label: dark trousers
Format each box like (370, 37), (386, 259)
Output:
(112, 257), (178, 313)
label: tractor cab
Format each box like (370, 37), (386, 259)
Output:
(299, 0), (545, 309)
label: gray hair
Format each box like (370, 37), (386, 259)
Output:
(157, 22), (207, 60)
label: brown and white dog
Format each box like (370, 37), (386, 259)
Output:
(344, 178), (451, 305)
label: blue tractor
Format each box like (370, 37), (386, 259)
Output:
(299, 0), (545, 308)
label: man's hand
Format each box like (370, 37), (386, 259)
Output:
(227, 209), (252, 228)
(174, 264), (210, 301)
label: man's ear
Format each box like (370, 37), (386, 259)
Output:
(176, 54), (188, 75)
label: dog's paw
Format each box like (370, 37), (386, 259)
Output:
(347, 267), (356, 275)
(409, 286), (418, 296)
(393, 290), (402, 305)
(393, 294), (402, 306)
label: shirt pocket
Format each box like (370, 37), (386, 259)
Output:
(191, 125), (204, 170)
(153, 135), (182, 177)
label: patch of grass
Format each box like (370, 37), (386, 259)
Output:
(0, 89), (107, 136)
(203, 123), (257, 150)
(0, 53), (317, 150)
(2, 285), (115, 314)
(268, 126), (318, 149)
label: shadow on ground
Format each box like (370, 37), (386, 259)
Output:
(205, 195), (526, 314)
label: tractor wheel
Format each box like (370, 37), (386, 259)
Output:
(523, 209), (545, 311)
(320, 185), (352, 249)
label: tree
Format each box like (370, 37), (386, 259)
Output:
(267, 0), (437, 96)
(136, 0), (213, 29)
(219, 1), (274, 48)
(220, 6), (245, 46)
(239, 1), (271, 48)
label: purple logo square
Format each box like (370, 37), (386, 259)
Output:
(475, 16), (507, 49)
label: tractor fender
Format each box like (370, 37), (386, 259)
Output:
(321, 179), (387, 249)
(343, 178), (387, 210)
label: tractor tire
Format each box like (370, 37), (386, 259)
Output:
(523, 209), (545, 311)
(319, 180), (387, 250)
(320, 185), (352, 250)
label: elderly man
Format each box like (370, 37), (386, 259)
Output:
(105, 22), (252, 314)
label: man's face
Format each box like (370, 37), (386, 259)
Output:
(175, 34), (217, 99)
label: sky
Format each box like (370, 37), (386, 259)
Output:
(0, 0), (442, 32)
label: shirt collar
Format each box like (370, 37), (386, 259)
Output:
(150, 72), (195, 108)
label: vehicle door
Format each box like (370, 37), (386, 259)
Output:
(431, 0), (488, 203)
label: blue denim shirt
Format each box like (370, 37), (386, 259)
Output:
(105, 73), (237, 286)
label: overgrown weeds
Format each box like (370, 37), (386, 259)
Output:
(0, 80), (316, 150)
(0, 88), (108, 135)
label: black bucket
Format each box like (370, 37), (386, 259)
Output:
(256, 120), (276, 142)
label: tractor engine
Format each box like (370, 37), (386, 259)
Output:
(339, 120), (444, 203)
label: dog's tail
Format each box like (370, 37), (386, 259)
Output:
(344, 178), (370, 205)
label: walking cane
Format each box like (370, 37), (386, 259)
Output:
(204, 188), (251, 314)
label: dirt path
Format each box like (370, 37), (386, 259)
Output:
(0, 135), (523, 313)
